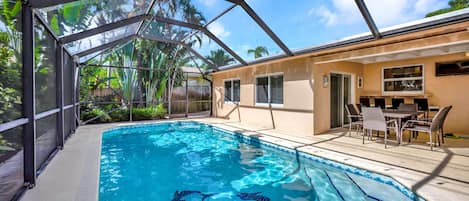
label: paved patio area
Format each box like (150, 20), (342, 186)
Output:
(21, 118), (469, 201)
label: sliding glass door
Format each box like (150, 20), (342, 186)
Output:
(330, 73), (352, 128)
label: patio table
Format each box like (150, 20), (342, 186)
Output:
(382, 110), (419, 144)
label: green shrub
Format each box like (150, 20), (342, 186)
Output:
(132, 104), (167, 121)
(81, 108), (112, 124)
(108, 108), (129, 122)
(81, 104), (167, 123)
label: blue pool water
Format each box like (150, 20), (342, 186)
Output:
(99, 122), (423, 201)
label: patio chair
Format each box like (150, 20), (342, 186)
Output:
(392, 98), (405, 109)
(415, 105), (452, 138)
(400, 106), (451, 150)
(398, 103), (419, 140)
(414, 98), (429, 118)
(360, 97), (370, 107)
(345, 104), (362, 136)
(374, 98), (386, 109)
(439, 106), (452, 144)
(361, 107), (398, 148)
(356, 104), (362, 113)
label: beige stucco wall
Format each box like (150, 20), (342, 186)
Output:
(212, 54), (469, 136)
(211, 22), (469, 136)
(212, 58), (315, 137)
(362, 53), (469, 135)
(312, 61), (365, 134)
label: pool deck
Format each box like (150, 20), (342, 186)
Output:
(21, 118), (469, 201)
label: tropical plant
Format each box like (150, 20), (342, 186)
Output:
(78, 0), (208, 117)
(206, 49), (235, 67)
(426, 0), (469, 17)
(112, 42), (137, 104)
(0, 0), (23, 177)
(145, 52), (168, 105)
(247, 46), (269, 59)
(0, 0), (22, 123)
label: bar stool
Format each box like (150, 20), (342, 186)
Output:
(360, 97), (370, 107)
(374, 98), (386, 109)
(414, 98), (429, 118)
(391, 98), (404, 109)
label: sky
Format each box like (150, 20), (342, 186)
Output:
(190, 0), (450, 62)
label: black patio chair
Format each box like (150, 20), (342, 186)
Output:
(360, 97), (370, 107)
(374, 98), (386, 109)
(392, 98), (405, 109)
(414, 98), (429, 117)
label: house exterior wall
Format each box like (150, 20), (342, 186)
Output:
(212, 58), (315, 136)
(211, 21), (469, 136)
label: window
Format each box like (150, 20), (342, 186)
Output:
(256, 74), (284, 105)
(436, 60), (469, 76)
(382, 65), (424, 94)
(224, 79), (240, 102)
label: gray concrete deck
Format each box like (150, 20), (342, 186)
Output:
(21, 118), (469, 201)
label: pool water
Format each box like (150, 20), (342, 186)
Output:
(99, 122), (423, 201)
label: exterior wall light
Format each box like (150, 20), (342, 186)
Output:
(358, 76), (364, 88)
(322, 74), (329, 88)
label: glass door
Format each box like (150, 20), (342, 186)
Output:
(330, 73), (352, 128)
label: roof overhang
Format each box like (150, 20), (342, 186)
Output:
(315, 40), (469, 65)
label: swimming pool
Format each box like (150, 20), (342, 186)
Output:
(99, 121), (424, 201)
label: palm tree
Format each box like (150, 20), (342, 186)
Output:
(247, 46), (269, 59)
(206, 49), (235, 67)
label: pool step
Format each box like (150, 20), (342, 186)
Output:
(325, 171), (368, 201)
(304, 168), (345, 201)
(347, 173), (411, 201)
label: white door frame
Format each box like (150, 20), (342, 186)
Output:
(330, 71), (356, 128)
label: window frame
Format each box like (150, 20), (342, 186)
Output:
(223, 78), (240, 104)
(381, 64), (425, 95)
(255, 72), (284, 107)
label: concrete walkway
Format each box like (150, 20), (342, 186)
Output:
(21, 118), (469, 201)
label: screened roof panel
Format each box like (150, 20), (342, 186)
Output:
(85, 39), (137, 66)
(37, 0), (152, 37)
(141, 20), (196, 42)
(185, 32), (238, 67)
(65, 22), (139, 54)
(80, 50), (104, 63)
(245, 0), (371, 50)
(104, 40), (137, 67)
(185, 55), (204, 69)
(151, 0), (233, 25)
(79, 38), (134, 63)
(48, 0), (469, 70)
(210, 6), (283, 62)
(364, 0), (457, 29)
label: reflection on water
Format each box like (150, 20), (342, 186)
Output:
(100, 122), (420, 201)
